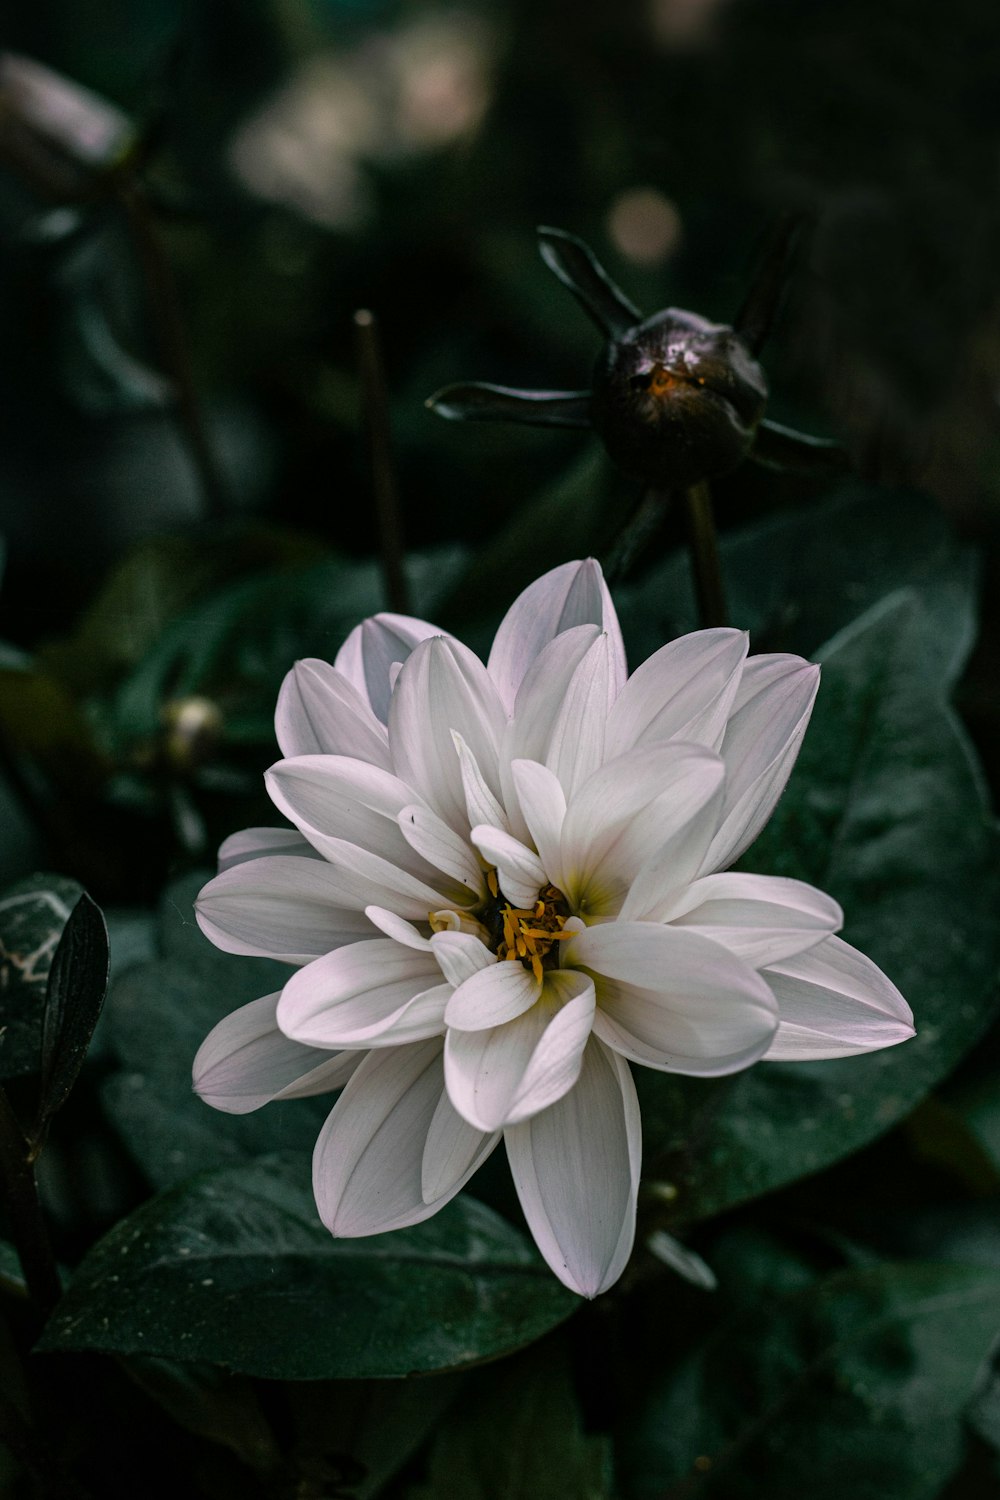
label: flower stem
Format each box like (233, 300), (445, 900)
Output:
(683, 481), (728, 628)
(0, 1087), (61, 1320)
(602, 485), (672, 584)
(354, 309), (411, 615)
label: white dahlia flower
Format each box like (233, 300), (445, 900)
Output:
(193, 559), (914, 1296)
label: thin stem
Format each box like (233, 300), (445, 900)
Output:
(0, 1088), (61, 1319)
(683, 481), (728, 628)
(116, 181), (228, 520)
(353, 309), (411, 614)
(602, 486), (672, 584)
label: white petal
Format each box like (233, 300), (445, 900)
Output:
(487, 558), (626, 712)
(275, 658), (391, 767)
(544, 633), (612, 801)
(389, 637), (507, 834)
(431, 930), (497, 988)
(571, 921), (779, 1076)
(364, 906), (432, 950)
(763, 934), (915, 1060)
(661, 873), (843, 967)
(421, 1087), (501, 1203)
(606, 629), (749, 759)
(217, 826), (324, 872)
(277, 941), (447, 1047)
(444, 958), (538, 1030)
(452, 731), (510, 833)
(562, 744), (725, 920)
(196, 857), (376, 963)
(470, 825), (546, 908)
(704, 654), (820, 872)
(505, 1036), (640, 1298)
(313, 1040), (497, 1235)
(510, 760), (568, 892)
(335, 613), (448, 724)
(444, 972), (595, 1130)
(397, 804), (483, 893)
(193, 993), (361, 1114)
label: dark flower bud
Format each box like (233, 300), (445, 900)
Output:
(591, 308), (769, 488)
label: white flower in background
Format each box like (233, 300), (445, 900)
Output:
(193, 560), (914, 1297)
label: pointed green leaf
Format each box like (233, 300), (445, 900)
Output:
(0, 875), (84, 1080)
(37, 892), (109, 1130)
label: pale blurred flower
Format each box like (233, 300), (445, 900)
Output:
(194, 560), (914, 1296)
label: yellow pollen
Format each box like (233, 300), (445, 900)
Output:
(492, 882), (572, 978)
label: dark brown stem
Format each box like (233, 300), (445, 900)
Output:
(602, 485), (672, 584)
(0, 1087), (61, 1320)
(354, 309), (410, 614)
(116, 181), (228, 519)
(683, 481), (728, 628)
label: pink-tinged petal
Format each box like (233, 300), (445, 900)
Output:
(452, 731), (510, 833)
(422, 1087), (501, 1203)
(193, 993), (362, 1114)
(763, 934), (914, 1060)
(275, 658), (391, 767)
(364, 906), (432, 950)
(277, 941), (447, 1048)
(196, 857), (376, 963)
(470, 825), (547, 908)
(444, 972), (594, 1130)
(661, 873), (842, 968)
(313, 1040), (497, 1235)
(487, 558), (626, 712)
(505, 1036), (640, 1298)
(335, 613), (449, 724)
(430, 930), (496, 987)
(444, 959), (539, 1030)
(562, 745), (725, 919)
(704, 655), (820, 872)
(605, 629), (748, 759)
(389, 637), (507, 834)
(510, 760), (568, 892)
(217, 826), (324, 872)
(571, 921), (779, 1075)
(397, 804), (483, 894)
(544, 633), (613, 801)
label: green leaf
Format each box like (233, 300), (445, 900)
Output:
(618, 1262), (1000, 1500)
(39, 1158), (576, 1379)
(408, 1342), (613, 1500)
(0, 875), (85, 1080)
(638, 588), (1000, 1222)
(120, 1357), (279, 1473)
(37, 893), (109, 1131)
(100, 874), (327, 1188)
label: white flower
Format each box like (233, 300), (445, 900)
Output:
(193, 559), (914, 1297)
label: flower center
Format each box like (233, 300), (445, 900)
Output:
(484, 869), (572, 985)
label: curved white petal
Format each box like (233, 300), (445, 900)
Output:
(335, 613), (449, 724)
(470, 825), (547, 909)
(444, 958), (539, 1030)
(511, 760), (568, 892)
(571, 921), (779, 1075)
(505, 1036), (640, 1298)
(704, 655), (820, 872)
(562, 744), (725, 920)
(277, 941), (447, 1047)
(196, 857), (376, 963)
(544, 633), (613, 801)
(763, 934), (915, 1060)
(389, 637), (507, 834)
(452, 731), (509, 833)
(275, 658), (391, 767)
(193, 993), (361, 1114)
(217, 826), (324, 872)
(397, 804), (483, 893)
(431, 930), (496, 988)
(487, 558), (625, 713)
(421, 1087), (501, 1203)
(661, 873), (843, 968)
(313, 1040), (497, 1236)
(606, 629), (748, 759)
(364, 906), (432, 950)
(444, 972), (595, 1130)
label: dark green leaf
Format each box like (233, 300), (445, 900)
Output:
(638, 588), (1000, 1222)
(408, 1341), (613, 1500)
(40, 1158), (576, 1378)
(37, 893), (109, 1131)
(618, 1262), (1000, 1500)
(100, 873), (327, 1188)
(120, 1357), (279, 1473)
(0, 874), (84, 1080)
